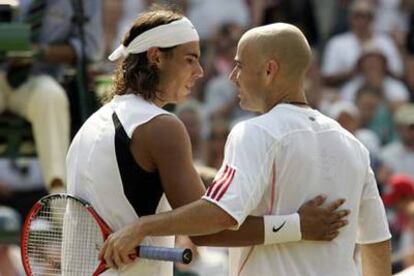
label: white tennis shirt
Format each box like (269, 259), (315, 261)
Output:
(66, 94), (174, 276)
(203, 104), (391, 276)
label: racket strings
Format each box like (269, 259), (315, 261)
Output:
(26, 197), (104, 275)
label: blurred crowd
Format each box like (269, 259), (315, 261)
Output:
(0, 0), (414, 275)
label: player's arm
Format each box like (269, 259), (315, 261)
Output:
(357, 165), (392, 276)
(190, 195), (349, 247)
(361, 239), (391, 276)
(136, 115), (206, 207)
(100, 193), (350, 269)
(142, 116), (349, 244)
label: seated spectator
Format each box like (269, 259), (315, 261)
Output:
(355, 86), (397, 145)
(260, 0), (319, 46)
(327, 101), (360, 133)
(341, 44), (409, 111)
(0, 0), (102, 192)
(184, 0), (250, 41)
(0, 206), (22, 276)
(373, 0), (411, 48)
(175, 99), (207, 166)
(322, 0), (403, 87)
(304, 49), (339, 114)
(380, 104), (414, 179)
(0, 157), (46, 276)
(382, 175), (414, 272)
(205, 119), (229, 170)
(327, 100), (391, 186)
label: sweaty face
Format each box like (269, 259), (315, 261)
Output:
(157, 41), (203, 104)
(229, 40), (265, 112)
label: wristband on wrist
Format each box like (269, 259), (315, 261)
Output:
(263, 213), (302, 245)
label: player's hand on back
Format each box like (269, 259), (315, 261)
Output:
(298, 195), (350, 241)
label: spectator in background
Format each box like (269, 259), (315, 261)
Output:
(0, 0), (103, 192)
(175, 99), (207, 166)
(341, 44), (409, 112)
(355, 86), (396, 145)
(259, 0), (318, 46)
(322, 0), (403, 87)
(327, 100), (391, 188)
(380, 104), (414, 179)
(0, 157), (46, 276)
(304, 49), (339, 114)
(0, 158), (46, 219)
(103, 0), (150, 57)
(382, 175), (414, 270)
(327, 101), (360, 134)
(373, 0), (411, 49)
(205, 118), (229, 170)
(202, 23), (254, 125)
(183, 0), (250, 42)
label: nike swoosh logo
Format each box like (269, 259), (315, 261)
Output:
(272, 221), (286, 232)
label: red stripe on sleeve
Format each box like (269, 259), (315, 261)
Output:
(209, 166), (232, 199)
(206, 165), (229, 197)
(215, 168), (236, 201)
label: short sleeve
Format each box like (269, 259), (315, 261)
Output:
(357, 167), (392, 244)
(202, 122), (275, 229)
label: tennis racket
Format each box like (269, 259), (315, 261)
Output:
(21, 193), (192, 276)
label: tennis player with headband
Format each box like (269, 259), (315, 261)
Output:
(67, 6), (349, 275)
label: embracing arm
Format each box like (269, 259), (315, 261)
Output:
(191, 195), (349, 247)
(140, 116), (349, 245)
(100, 117), (350, 268)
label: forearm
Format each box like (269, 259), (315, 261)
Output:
(191, 215), (263, 247)
(192, 213), (302, 247)
(361, 239), (391, 276)
(139, 199), (237, 237)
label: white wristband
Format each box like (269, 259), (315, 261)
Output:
(263, 213), (302, 245)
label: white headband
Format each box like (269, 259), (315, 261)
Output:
(108, 17), (199, 61)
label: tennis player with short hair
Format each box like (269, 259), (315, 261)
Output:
(99, 22), (391, 276)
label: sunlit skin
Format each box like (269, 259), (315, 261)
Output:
(229, 24), (311, 113)
(148, 41), (204, 107)
(229, 41), (268, 112)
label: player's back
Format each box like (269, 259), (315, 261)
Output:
(66, 94), (174, 276)
(231, 104), (376, 276)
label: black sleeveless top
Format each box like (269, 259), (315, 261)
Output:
(112, 112), (164, 217)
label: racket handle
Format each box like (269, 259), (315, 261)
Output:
(137, 246), (192, 264)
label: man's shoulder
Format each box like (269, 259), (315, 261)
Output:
(228, 117), (275, 143)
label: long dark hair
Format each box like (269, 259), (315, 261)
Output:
(109, 6), (183, 101)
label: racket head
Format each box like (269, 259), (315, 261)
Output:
(21, 193), (110, 276)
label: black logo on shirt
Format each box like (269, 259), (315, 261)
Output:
(272, 221), (286, 232)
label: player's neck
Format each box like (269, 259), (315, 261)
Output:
(264, 83), (308, 112)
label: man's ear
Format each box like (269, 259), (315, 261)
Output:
(266, 59), (279, 77)
(265, 59), (279, 85)
(147, 47), (161, 66)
